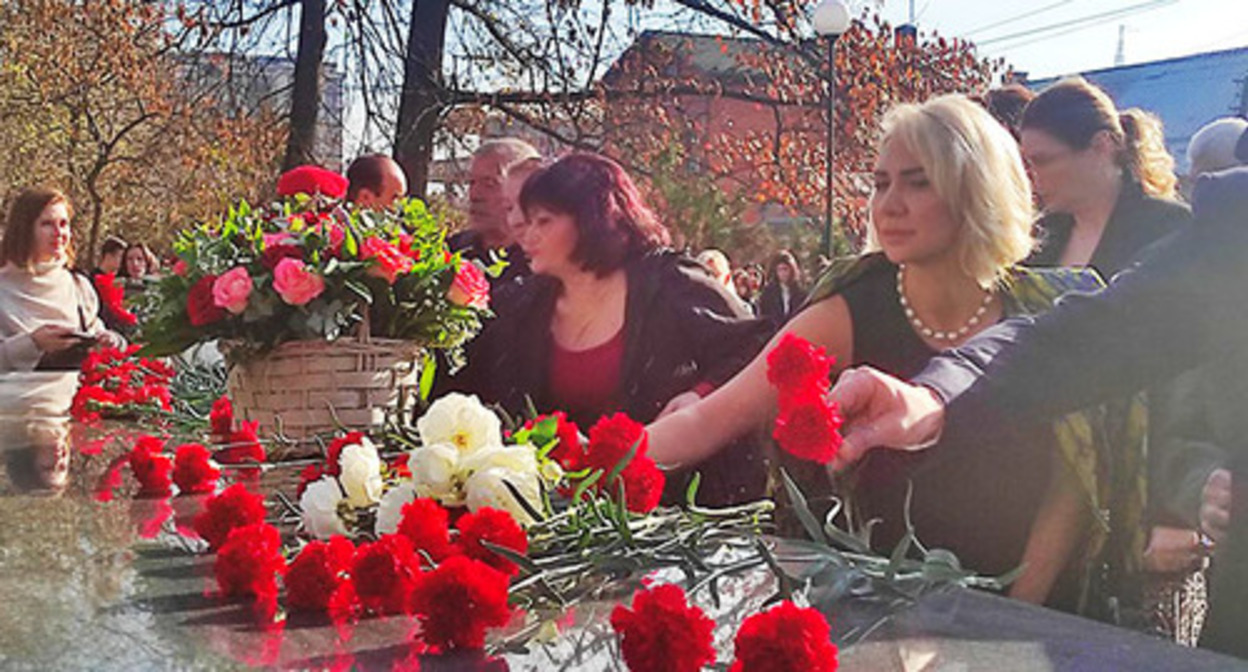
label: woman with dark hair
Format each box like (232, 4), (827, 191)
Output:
(0, 187), (123, 371)
(450, 152), (770, 504)
(756, 250), (806, 329)
(120, 242), (158, 296)
(1021, 77), (1190, 277)
(1021, 77), (1198, 638)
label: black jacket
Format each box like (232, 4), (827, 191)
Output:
(911, 167), (1248, 657)
(1027, 180), (1191, 279)
(447, 250), (772, 505)
(757, 282), (806, 330)
(450, 250), (769, 424)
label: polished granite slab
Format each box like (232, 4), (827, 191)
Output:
(0, 372), (1243, 671)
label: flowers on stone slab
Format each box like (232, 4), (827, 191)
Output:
(129, 435), (173, 498)
(338, 437), (383, 508)
(71, 345), (174, 423)
(395, 496), (455, 564)
(193, 483), (268, 550)
(568, 413), (665, 514)
(300, 476), (350, 540)
(172, 443), (220, 494)
(728, 601), (839, 672)
(375, 480), (418, 536)
(214, 523), (286, 619)
(351, 534), (421, 616)
(409, 555), (512, 651)
(611, 584), (716, 672)
(416, 393), (503, 454)
(285, 536), (355, 612)
(765, 333), (843, 465)
(455, 507), (528, 576)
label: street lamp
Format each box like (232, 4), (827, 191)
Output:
(813, 0), (850, 259)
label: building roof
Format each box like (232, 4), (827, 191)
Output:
(1030, 46), (1248, 172)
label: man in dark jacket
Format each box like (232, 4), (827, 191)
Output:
(827, 137), (1248, 656)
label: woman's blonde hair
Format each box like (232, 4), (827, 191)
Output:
(868, 94), (1035, 288)
(1022, 77), (1177, 199)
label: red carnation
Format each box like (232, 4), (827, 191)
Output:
(455, 507), (527, 576)
(772, 391), (843, 465)
(214, 523), (286, 612)
(327, 577), (362, 625)
(218, 421), (267, 465)
(530, 411), (583, 471)
(209, 395), (234, 437)
(361, 237), (414, 284)
(286, 536), (356, 612)
(130, 435), (173, 498)
(729, 601), (838, 672)
(277, 165), (348, 200)
(296, 463), (325, 498)
(619, 456), (665, 514)
(397, 498), (455, 565)
(325, 431), (366, 477)
(583, 414), (665, 512)
(409, 555), (512, 651)
(766, 333), (834, 400)
(585, 413), (648, 473)
(93, 272), (138, 326)
(193, 483), (268, 549)
(71, 384), (116, 423)
(390, 453), (411, 479)
(611, 584), (716, 672)
(187, 275), (227, 326)
(351, 534), (421, 615)
(173, 443), (220, 494)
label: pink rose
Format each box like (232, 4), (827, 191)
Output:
(172, 259), (189, 277)
(448, 260), (490, 310)
(272, 258), (325, 306)
(360, 237), (413, 284)
(212, 266), (254, 314)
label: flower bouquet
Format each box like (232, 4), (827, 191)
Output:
(139, 167), (493, 441)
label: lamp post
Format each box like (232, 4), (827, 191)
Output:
(813, 0), (850, 259)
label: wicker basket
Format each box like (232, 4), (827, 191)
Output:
(224, 331), (424, 444)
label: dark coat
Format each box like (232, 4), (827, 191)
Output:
(1027, 179), (1191, 279)
(912, 167), (1248, 657)
(757, 282), (806, 330)
(446, 250), (773, 504)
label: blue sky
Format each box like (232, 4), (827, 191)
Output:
(871, 0), (1248, 77)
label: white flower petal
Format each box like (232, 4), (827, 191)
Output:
(375, 481), (417, 536)
(415, 393), (502, 453)
(300, 477), (349, 540)
(410, 443), (465, 507)
(339, 441), (383, 508)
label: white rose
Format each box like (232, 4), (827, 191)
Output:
(375, 480), (417, 536)
(460, 443), (538, 475)
(464, 466), (542, 526)
(339, 439), (384, 508)
(416, 392), (502, 453)
(410, 442), (465, 507)
(301, 477), (349, 540)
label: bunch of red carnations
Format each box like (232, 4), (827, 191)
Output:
(766, 333), (844, 464)
(70, 344), (174, 423)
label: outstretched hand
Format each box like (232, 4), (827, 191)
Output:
(827, 366), (947, 472)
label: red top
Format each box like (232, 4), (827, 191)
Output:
(548, 328), (626, 425)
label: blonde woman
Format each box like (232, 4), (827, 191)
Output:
(648, 94), (1111, 607)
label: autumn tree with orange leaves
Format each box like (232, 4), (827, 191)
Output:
(0, 0), (284, 265)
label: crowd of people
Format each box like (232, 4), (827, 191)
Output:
(2, 73), (1247, 657)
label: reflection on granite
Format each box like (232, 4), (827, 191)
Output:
(0, 381), (1245, 670)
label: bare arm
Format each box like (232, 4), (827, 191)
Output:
(648, 296), (853, 469)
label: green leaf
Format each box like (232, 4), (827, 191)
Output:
(418, 353), (436, 402)
(480, 540), (541, 575)
(684, 472), (703, 508)
(780, 468), (827, 545)
(503, 478), (546, 523)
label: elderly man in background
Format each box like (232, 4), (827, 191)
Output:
(449, 138), (541, 289)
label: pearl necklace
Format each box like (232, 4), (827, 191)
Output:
(896, 264), (992, 342)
